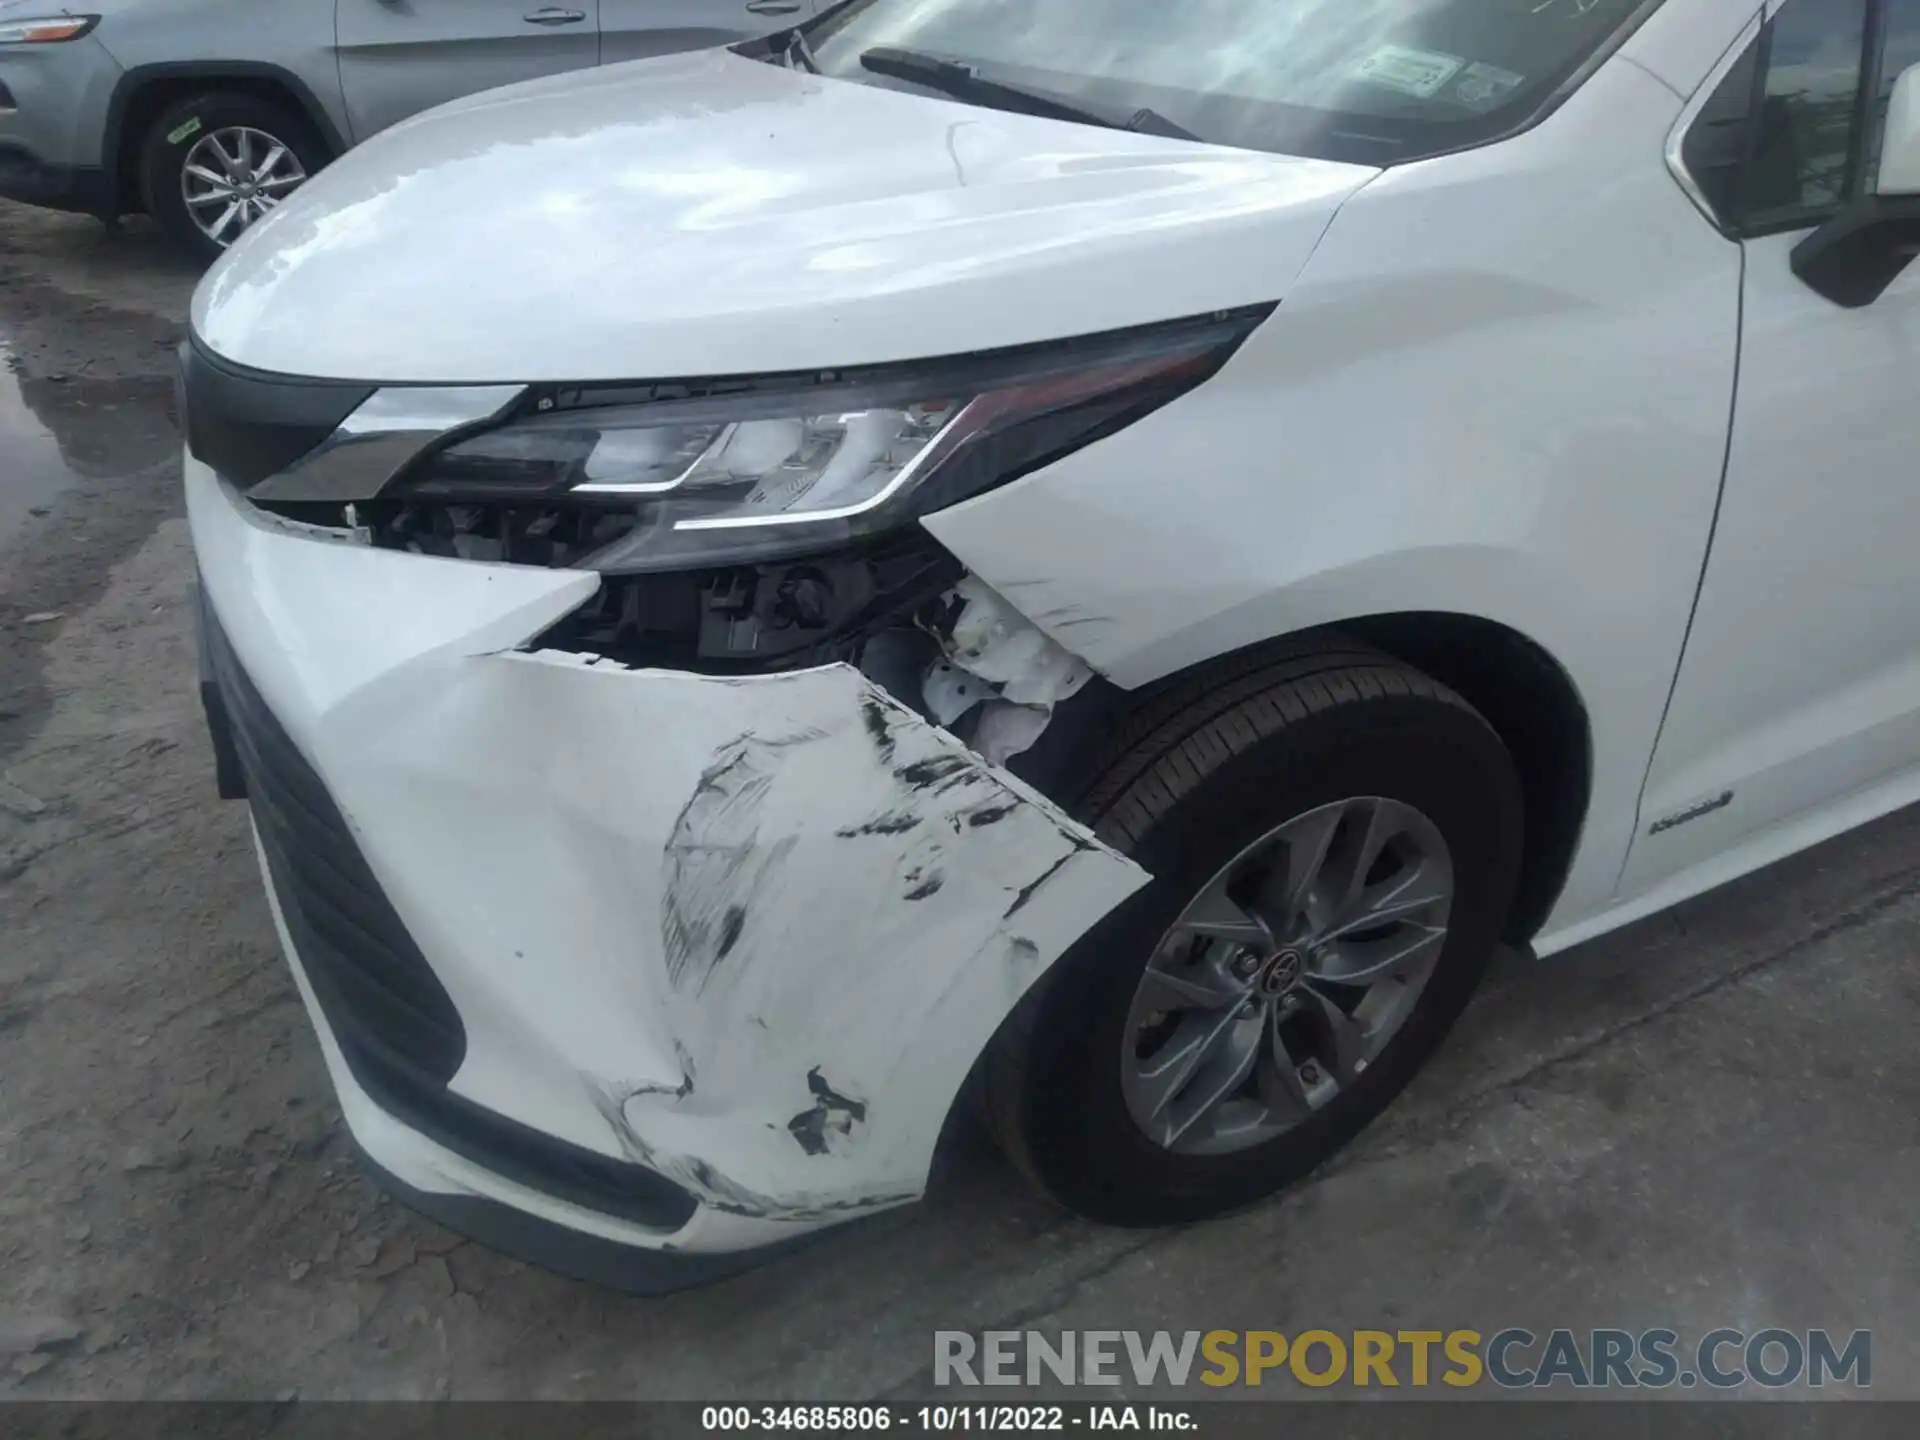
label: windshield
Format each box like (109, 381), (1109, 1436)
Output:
(801, 0), (1653, 164)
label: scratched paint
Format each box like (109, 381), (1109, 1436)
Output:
(661, 729), (818, 995)
(540, 660), (1149, 1222)
(291, 647), (1149, 1227)
(786, 1069), (869, 1157)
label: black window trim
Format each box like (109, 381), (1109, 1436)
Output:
(1666, 7), (1766, 233)
(1672, 0), (1907, 239)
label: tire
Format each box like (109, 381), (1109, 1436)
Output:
(980, 641), (1524, 1226)
(138, 91), (328, 263)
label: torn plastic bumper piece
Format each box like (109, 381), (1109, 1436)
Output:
(920, 575), (1097, 765)
(185, 453), (1147, 1276)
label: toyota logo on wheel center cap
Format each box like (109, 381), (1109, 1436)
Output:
(1260, 948), (1304, 997)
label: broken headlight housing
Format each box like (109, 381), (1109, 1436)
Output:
(376, 306), (1271, 575)
(321, 307), (1271, 671)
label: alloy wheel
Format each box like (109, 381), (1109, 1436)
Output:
(1120, 796), (1454, 1156)
(179, 126), (308, 248)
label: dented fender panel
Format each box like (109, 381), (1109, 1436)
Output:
(187, 456), (1147, 1251)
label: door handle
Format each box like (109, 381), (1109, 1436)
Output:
(745, 0), (803, 13)
(523, 6), (587, 24)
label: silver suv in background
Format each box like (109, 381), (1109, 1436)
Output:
(0, 0), (812, 259)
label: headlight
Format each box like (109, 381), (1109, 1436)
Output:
(385, 306), (1271, 574)
(0, 15), (98, 42)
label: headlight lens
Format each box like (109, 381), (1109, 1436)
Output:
(0, 15), (98, 42)
(389, 306), (1271, 573)
(421, 397), (964, 511)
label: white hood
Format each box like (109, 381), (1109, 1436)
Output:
(192, 48), (1376, 383)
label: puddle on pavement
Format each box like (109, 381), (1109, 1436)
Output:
(0, 303), (185, 763)
(0, 338), (179, 547)
(0, 343), (74, 544)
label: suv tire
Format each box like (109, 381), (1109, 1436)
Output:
(139, 91), (327, 263)
(981, 642), (1525, 1226)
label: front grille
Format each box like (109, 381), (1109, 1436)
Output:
(199, 593), (698, 1230)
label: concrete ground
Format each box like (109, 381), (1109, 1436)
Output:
(1, 199), (1915, 1402)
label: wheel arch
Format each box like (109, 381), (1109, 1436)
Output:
(105, 62), (346, 216)
(1335, 612), (1592, 944)
(1013, 610), (1592, 948)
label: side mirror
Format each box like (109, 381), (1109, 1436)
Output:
(1792, 63), (1920, 307)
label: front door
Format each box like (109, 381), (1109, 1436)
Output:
(335, 0), (602, 143)
(1624, 0), (1920, 893)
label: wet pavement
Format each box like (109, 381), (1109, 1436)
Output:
(0, 260), (183, 764)
(0, 199), (1917, 1402)
(0, 355), (177, 542)
(0, 349), (74, 543)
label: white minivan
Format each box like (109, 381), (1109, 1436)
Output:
(181, 0), (1920, 1289)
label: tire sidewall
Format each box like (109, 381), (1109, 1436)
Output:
(140, 95), (325, 263)
(1019, 688), (1522, 1225)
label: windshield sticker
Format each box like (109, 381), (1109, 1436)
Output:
(1351, 45), (1467, 100)
(1452, 62), (1526, 111)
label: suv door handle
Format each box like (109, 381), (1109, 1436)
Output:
(523, 7), (587, 23)
(745, 1), (803, 13)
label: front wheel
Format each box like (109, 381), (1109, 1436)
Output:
(139, 92), (327, 262)
(981, 644), (1524, 1226)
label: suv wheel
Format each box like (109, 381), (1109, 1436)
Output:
(139, 92), (326, 262)
(981, 643), (1525, 1226)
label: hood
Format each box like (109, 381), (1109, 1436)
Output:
(192, 48), (1376, 383)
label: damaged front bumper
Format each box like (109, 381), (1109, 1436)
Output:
(186, 456), (1146, 1286)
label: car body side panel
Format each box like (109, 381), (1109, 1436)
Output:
(1621, 226), (1920, 894)
(598, 0), (810, 66)
(185, 457), (1146, 1246)
(0, 34), (123, 171)
(334, 0), (601, 144)
(82, 0), (350, 154)
(924, 57), (1743, 944)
